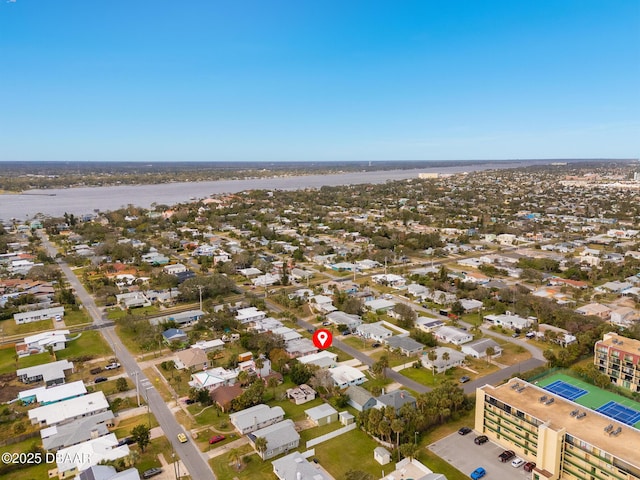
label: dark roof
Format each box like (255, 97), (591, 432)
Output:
(210, 384), (243, 409)
(376, 390), (416, 410)
(346, 385), (374, 406)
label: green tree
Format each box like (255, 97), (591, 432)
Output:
(130, 424), (150, 452)
(116, 377), (128, 392)
(485, 346), (495, 365)
(253, 436), (268, 459)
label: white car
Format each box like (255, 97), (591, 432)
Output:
(105, 362), (121, 370)
(511, 457), (525, 468)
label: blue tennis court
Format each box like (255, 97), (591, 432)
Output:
(543, 380), (588, 401)
(596, 401), (640, 426)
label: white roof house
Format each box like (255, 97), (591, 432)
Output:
(356, 322), (394, 342)
(372, 274), (406, 288)
(17, 359), (74, 386)
(421, 347), (466, 373)
(461, 338), (503, 359)
(285, 338), (318, 358)
(326, 311), (362, 330)
(415, 317), (445, 333)
(189, 367), (238, 390)
(305, 403), (338, 426)
(55, 433), (130, 478)
(330, 365), (366, 389)
(364, 298), (396, 312)
(28, 391), (109, 427)
(41, 410), (115, 452)
(229, 404), (285, 435)
(14, 305), (64, 324)
(484, 313), (534, 330)
(385, 335), (425, 356)
(236, 307), (266, 324)
(17, 330), (70, 356)
(272, 451), (332, 480)
(18, 380), (86, 406)
(272, 326), (303, 344)
(298, 350), (338, 369)
(433, 326), (473, 345)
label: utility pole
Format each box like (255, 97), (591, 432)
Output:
(133, 371), (140, 407)
(197, 285), (203, 312)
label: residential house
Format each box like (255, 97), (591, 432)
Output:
(272, 452), (333, 480)
(326, 311), (362, 331)
(189, 367), (238, 390)
(375, 390), (416, 414)
(285, 338), (318, 358)
(459, 299), (484, 312)
(16, 330), (69, 357)
(461, 338), (503, 359)
(609, 307), (638, 328)
(41, 411), (115, 452)
(150, 309), (204, 326)
(14, 306), (64, 325)
(384, 335), (424, 356)
(330, 365), (366, 389)
(406, 283), (429, 298)
(163, 263), (187, 275)
(309, 295), (337, 314)
(421, 347), (465, 373)
(162, 328), (188, 345)
(28, 391), (109, 427)
(297, 350), (338, 369)
(229, 404), (285, 435)
(236, 307), (266, 324)
(305, 403), (339, 426)
(210, 385), (243, 412)
(55, 433), (130, 479)
(371, 274), (406, 288)
(415, 317), (445, 333)
(77, 466), (140, 480)
(19, 380), (86, 406)
(286, 384), (316, 405)
(17, 359), (74, 386)
(249, 419), (300, 460)
(364, 298), (396, 313)
(433, 326), (473, 345)
(190, 339), (225, 353)
(115, 292), (151, 309)
(484, 313), (534, 331)
(575, 303), (612, 320)
(380, 458), (447, 480)
(356, 322), (394, 342)
(174, 348), (208, 371)
(346, 385), (377, 412)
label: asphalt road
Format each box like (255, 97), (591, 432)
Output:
(39, 232), (217, 480)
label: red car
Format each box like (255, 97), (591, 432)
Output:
(524, 462), (536, 472)
(209, 435), (225, 445)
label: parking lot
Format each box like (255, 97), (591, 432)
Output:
(428, 430), (533, 479)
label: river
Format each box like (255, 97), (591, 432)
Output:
(0, 161), (542, 219)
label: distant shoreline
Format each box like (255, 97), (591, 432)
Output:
(0, 159), (589, 219)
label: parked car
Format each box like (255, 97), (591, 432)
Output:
(117, 437), (134, 446)
(474, 435), (488, 445)
(322, 321), (331, 326)
(511, 457), (525, 468)
(209, 435), (225, 444)
(177, 433), (188, 443)
(90, 367), (102, 375)
(342, 330), (351, 336)
(94, 377), (108, 383)
(460, 376), (471, 383)
(105, 362), (121, 370)
(524, 461), (536, 472)
(511, 332), (519, 338)
(371, 343), (381, 348)
(142, 468), (163, 479)
(499, 450), (515, 462)
(458, 427), (472, 435)
(470, 467), (486, 479)
(184, 398), (195, 405)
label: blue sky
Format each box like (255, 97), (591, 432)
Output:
(1, 0), (638, 162)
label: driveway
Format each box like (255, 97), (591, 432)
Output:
(428, 431), (533, 480)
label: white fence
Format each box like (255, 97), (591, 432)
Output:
(305, 423), (357, 448)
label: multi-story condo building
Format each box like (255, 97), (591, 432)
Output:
(595, 332), (640, 393)
(475, 378), (640, 480)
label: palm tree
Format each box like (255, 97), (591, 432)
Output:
(254, 357), (264, 377)
(391, 419), (404, 460)
(253, 436), (268, 459)
(427, 350), (438, 375)
(228, 448), (242, 470)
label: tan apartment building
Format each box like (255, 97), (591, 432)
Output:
(595, 332), (640, 393)
(475, 378), (640, 480)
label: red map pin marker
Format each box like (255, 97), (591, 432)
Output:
(312, 328), (333, 349)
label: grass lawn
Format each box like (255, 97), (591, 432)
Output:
(210, 443), (271, 480)
(361, 372), (392, 393)
(313, 427), (383, 479)
(56, 330), (113, 360)
(133, 435), (173, 473)
(17, 352), (51, 369)
(188, 405), (233, 430)
(489, 336), (531, 366)
(112, 412), (159, 438)
(89, 376), (134, 396)
(0, 345), (18, 375)
(342, 336), (374, 351)
(273, 397), (325, 422)
(61, 309), (92, 326)
(399, 365), (458, 387)
(326, 345), (353, 362)
(0, 437), (55, 480)
(369, 349), (412, 368)
(157, 365), (192, 397)
(143, 367), (174, 402)
(0, 318), (53, 337)
(299, 421), (344, 444)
